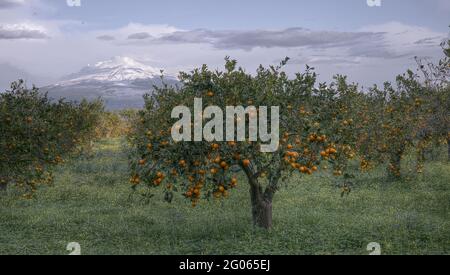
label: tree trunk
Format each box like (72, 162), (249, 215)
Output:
(249, 184), (273, 229)
(0, 182), (7, 193)
(416, 146), (426, 173)
(242, 163), (275, 229)
(428, 144), (439, 161)
(447, 137), (450, 162)
(387, 152), (402, 179)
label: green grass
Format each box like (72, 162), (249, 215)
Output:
(1, 138), (449, 255)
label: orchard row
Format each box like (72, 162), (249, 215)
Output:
(128, 48), (449, 228)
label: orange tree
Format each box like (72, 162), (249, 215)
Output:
(311, 75), (365, 179)
(436, 85), (450, 161)
(355, 71), (430, 179)
(416, 39), (450, 161)
(128, 58), (350, 229)
(0, 80), (103, 196)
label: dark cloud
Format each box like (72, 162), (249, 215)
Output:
(97, 35), (115, 41)
(0, 26), (48, 40)
(156, 28), (384, 51)
(158, 29), (212, 44)
(144, 28), (400, 60)
(347, 44), (411, 59)
(123, 27), (403, 60)
(414, 36), (442, 45)
(127, 32), (152, 40)
(289, 56), (361, 66)
(120, 25), (444, 60)
(0, 0), (23, 9)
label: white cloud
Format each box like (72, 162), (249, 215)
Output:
(96, 23), (180, 41)
(0, 23), (48, 39)
(356, 22), (446, 58)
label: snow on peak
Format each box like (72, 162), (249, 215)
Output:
(94, 56), (153, 70)
(62, 56), (167, 83)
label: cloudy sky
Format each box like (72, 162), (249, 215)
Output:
(0, 0), (449, 88)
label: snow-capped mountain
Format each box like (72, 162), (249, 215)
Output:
(44, 56), (178, 109)
(61, 56), (165, 83)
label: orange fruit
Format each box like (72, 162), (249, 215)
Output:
(211, 143), (220, 150)
(228, 141), (236, 146)
(333, 170), (343, 176)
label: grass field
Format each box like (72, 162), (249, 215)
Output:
(1, 138), (449, 255)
